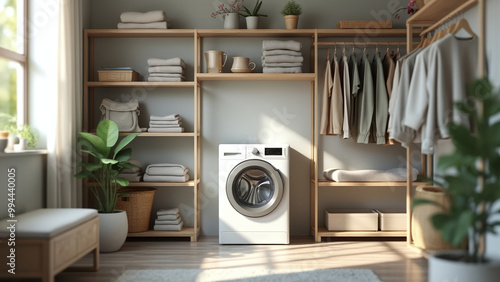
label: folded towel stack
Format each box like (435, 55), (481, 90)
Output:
(147, 114), (184, 133)
(147, 57), (186, 82)
(118, 159), (143, 182)
(261, 40), (303, 73)
(153, 207), (184, 231)
(118, 10), (168, 29)
(143, 163), (190, 182)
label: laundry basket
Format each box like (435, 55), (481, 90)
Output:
(115, 187), (157, 233)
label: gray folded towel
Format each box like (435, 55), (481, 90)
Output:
(149, 73), (185, 79)
(263, 67), (302, 73)
(323, 168), (419, 182)
(146, 164), (188, 176)
(121, 159), (142, 173)
(262, 62), (303, 67)
(117, 21), (167, 29)
(118, 172), (142, 182)
(148, 77), (183, 82)
(150, 114), (180, 121)
(143, 173), (189, 182)
(262, 55), (303, 63)
(157, 208), (180, 216)
(120, 10), (167, 23)
(153, 221), (183, 231)
(147, 57), (186, 68)
(262, 40), (302, 51)
(262, 49), (302, 56)
(148, 124), (182, 128)
(148, 66), (184, 74)
(157, 214), (180, 221)
(149, 120), (182, 126)
(147, 127), (184, 133)
(154, 218), (182, 225)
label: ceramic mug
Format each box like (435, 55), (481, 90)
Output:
(205, 50), (227, 73)
(231, 57), (256, 73)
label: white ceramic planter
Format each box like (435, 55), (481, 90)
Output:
(429, 251), (500, 282)
(98, 210), (128, 253)
(224, 13), (239, 29)
(246, 16), (259, 29)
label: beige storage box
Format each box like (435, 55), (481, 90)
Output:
(98, 70), (139, 82)
(325, 209), (378, 231)
(375, 209), (407, 231)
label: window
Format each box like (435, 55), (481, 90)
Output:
(0, 0), (27, 129)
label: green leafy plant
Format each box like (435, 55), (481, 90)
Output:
(75, 120), (139, 213)
(16, 124), (39, 148)
(281, 0), (302, 16)
(0, 113), (17, 134)
(240, 0), (267, 17)
(413, 78), (500, 263)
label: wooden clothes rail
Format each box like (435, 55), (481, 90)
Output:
(318, 42), (406, 46)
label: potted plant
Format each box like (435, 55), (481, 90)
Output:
(240, 0), (267, 29)
(281, 0), (302, 30)
(15, 124), (39, 150)
(211, 0), (244, 29)
(413, 78), (500, 282)
(75, 119), (139, 252)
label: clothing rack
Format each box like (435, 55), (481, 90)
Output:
(317, 42), (406, 46)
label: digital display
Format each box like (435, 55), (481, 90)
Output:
(265, 148), (283, 156)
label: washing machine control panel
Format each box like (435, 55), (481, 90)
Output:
(264, 147), (283, 156)
(251, 148), (260, 155)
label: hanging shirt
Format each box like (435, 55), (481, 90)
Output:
(329, 56), (343, 135)
(383, 50), (397, 97)
(404, 34), (478, 154)
(357, 53), (374, 144)
(386, 58), (401, 145)
(349, 54), (361, 140)
(340, 54), (351, 139)
(320, 58), (333, 135)
(373, 52), (389, 144)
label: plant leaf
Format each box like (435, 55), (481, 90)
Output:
(96, 120), (119, 147)
(113, 133), (139, 159)
(101, 158), (118, 165)
(74, 170), (94, 179)
(447, 123), (478, 156)
(115, 178), (130, 187)
(115, 148), (132, 162)
(79, 132), (109, 157)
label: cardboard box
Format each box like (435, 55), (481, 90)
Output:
(325, 209), (378, 231)
(374, 209), (407, 231)
(98, 70), (139, 82)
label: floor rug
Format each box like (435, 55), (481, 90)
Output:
(115, 268), (382, 282)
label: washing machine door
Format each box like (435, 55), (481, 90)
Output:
(226, 159), (284, 218)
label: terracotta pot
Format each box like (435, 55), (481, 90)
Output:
(284, 15), (299, 30)
(412, 186), (455, 251)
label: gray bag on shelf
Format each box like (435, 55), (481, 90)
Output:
(100, 98), (141, 132)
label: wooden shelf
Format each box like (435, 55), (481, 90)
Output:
(85, 29), (195, 38)
(407, 0), (477, 24)
(117, 132), (197, 137)
(196, 73), (315, 81)
(317, 180), (428, 187)
(86, 180), (198, 187)
(87, 81), (195, 88)
(318, 227), (406, 238)
(317, 28), (411, 38)
(127, 227), (199, 240)
(196, 29), (316, 37)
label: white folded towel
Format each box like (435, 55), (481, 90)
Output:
(147, 127), (184, 133)
(148, 77), (183, 82)
(149, 120), (181, 126)
(262, 40), (302, 51)
(117, 172), (142, 182)
(120, 10), (166, 23)
(157, 214), (180, 221)
(117, 21), (167, 29)
(121, 159), (142, 173)
(262, 55), (303, 63)
(323, 168), (419, 182)
(154, 218), (182, 225)
(148, 124), (182, 128)
(262, 49), (302, 56)
(150, 114), (180, 121)
(148, 66), (184, 74)
(146, 164), (188, 176)
(153, 221), (183, 231)
(143, 173), (189, 182)
(262, 62), (303, 67)
(157, 207), (180, 216)
(147, 58), (186, 68)
(263, 67), (302, 73)
(149, 73), (185, 79)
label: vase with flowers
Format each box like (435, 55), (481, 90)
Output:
(393, 0), (419, 19)
(211, 0), (245, 29)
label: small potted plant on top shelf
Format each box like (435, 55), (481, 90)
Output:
(240, 0), (267, 29)
(211, 0), (245, 29)
(281, 0), (302, 30)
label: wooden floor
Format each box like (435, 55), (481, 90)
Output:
(51, 237), (427, 282)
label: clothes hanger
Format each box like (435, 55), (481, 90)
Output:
(363, 43), (366, 55)
(449, 18), (475, 37)
(327, 48), (330, 61)
(334, 43), (337, 58)
(343, 43), (346, 57)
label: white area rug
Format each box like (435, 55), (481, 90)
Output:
(115, 268), (382, 282)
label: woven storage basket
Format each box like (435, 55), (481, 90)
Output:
(116, 187), (157, 233)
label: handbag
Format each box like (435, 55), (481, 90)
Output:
(100, 98), (141, 132)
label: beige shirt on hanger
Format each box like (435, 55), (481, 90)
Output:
(329, 56), (343, 135)
(320, 58), (333, 135)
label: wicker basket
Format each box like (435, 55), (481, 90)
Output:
(115, 188), (157, 233)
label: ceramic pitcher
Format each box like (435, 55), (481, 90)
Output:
(205, 50), (227, 73)
(231, 57), (256, 73)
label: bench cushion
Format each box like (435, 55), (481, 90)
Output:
(0, 208), (98, 238)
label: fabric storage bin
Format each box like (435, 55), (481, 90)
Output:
(98, 70), (139, 82)
(325, 209), (378, 231)
(374, 209), (407, 231)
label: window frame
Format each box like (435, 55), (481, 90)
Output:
(0, 0), (28, 124)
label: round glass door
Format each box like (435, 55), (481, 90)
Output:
(226, 159), (284, 218)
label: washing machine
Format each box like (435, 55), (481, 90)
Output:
(219, 144), (290, 244)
